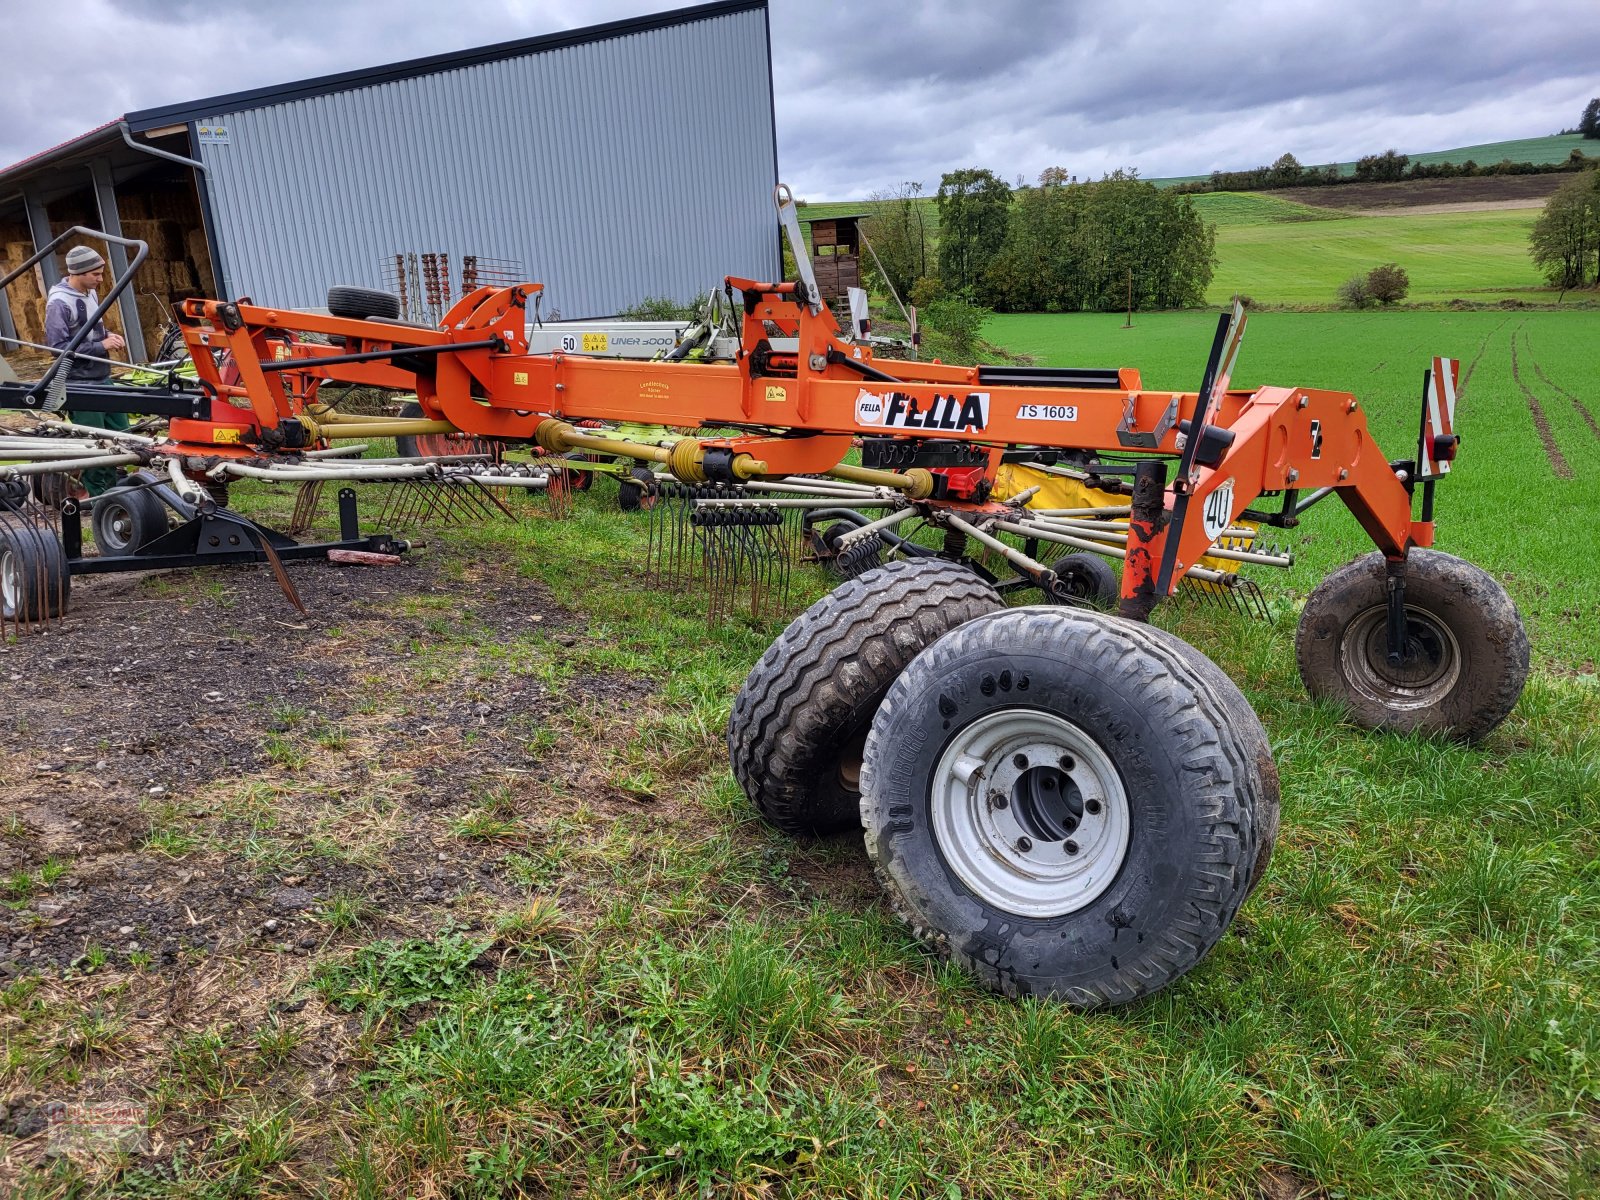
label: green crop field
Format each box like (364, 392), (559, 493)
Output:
(1153, 134), (1593, 186)
(986, 307), (1600, 667)
(1187, 191), (1345, 227)
(1400, 134), (1591, 171)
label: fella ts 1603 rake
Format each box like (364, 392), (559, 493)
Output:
(0, 191), (1530, 1006)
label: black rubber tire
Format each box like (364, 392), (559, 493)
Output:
(1049, 552), (1119, 608)
(859, 607), (1265, 1007)
(393, 400), (427, 459)
(90, 485), (168, 556)
(727, 558), (1004, 837)
(31, 473), (69, 510)
(817, 520), (885, 580)
(0, 517), (70, 621)
(556, 452), (596, 492)
(1295, 549), (1529, 742)
(1140, 624), (1280, 900)
(616, 465), (657, 512)
(326, 285), (401, 321)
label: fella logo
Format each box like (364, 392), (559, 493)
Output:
(855, 389), (886, 425)
(856, 391), (990, 432)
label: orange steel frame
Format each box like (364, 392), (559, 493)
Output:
(175, 278), (1444, 606)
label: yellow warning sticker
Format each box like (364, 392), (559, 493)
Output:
(272, 343), (290, 360)
(765, 385), (787, 403)
(213, 428), (242, 444)
(582, 332), (609, 353)
(514, 371), (529, 386)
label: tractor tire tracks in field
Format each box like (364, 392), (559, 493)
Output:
(1529, 358), (1600, 441)
(1457, 316), (1510, 399)
(1509, 325), (1573, 479)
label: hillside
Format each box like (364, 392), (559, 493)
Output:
(1209, 207), (1543, 305)
(1151, 133), (1592, 186)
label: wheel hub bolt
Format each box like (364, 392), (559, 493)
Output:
(1064, 840), (1079, 855)
(990, 791), (1008, 810)
(1059, 755), (1075, 771)
(1012, 754), (1029, 769)
(1015, 836), (1032, 853)
(1085, 799), (1102, 815)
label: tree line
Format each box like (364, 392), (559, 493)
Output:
(1176, 147), (1598, 196)
(862, 167), (1216, 317)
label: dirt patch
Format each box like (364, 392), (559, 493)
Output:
(0, 553), (657, 977)
(1275, 174), (1568, 212)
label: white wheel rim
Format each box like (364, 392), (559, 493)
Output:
(931, 708), (1130, 917)
(100, 498), (136, 550)
(0, 548), (17, 615)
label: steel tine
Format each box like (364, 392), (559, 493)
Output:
(739, 514), (762, 618)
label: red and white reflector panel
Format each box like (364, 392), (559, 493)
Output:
(1417, 357), (1459, 480)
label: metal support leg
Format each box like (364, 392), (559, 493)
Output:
(1117, 459), (1167, 623)
(338, 487), (359, 541)
(1385, 555), (1409, 666)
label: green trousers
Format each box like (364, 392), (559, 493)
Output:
(65, 407), (132, 496)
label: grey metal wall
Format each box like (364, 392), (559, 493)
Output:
(195, 7), (776, 317)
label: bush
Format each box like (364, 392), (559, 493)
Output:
(1367, 263), (1410, 305)
(1338, 275), (1373, 309)
(921, 295), (992, 358)
(909, 275), (944, 311)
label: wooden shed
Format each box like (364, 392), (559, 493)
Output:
(802, 213), (864, 305)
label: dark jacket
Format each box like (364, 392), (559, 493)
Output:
(44, 281), (111, 381)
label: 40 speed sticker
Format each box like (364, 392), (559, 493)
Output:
(1201, 479), (1235, 541)
(1015, 402), (1079, 422)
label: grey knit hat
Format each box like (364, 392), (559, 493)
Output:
(64, 245), (105, 275)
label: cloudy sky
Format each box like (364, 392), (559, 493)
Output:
(3, 0), (1597, 199)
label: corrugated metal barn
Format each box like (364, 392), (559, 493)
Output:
(0, 0), (778, 361)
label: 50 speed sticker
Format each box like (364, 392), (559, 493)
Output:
(1016, 403), (1079, 422)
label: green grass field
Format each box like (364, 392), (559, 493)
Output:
(11, 441), (1592, 1197)
(1206, 207), (1547, 305)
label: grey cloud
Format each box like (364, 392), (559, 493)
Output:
(4, 0), (1597, 202)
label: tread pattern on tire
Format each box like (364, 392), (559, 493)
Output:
(1137, 623), (1280, 900)
(1051, 551), (1119, 608)
(326, 285), (401, 321)
(860, 607), (1265, 1008)
(0, 517), (69, 621)
(90, 486), (167, 556)
(617, 465), (655, 511)
(728, 558), (1003, 836)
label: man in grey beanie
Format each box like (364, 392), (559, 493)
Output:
(44, 244), (130, 495)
